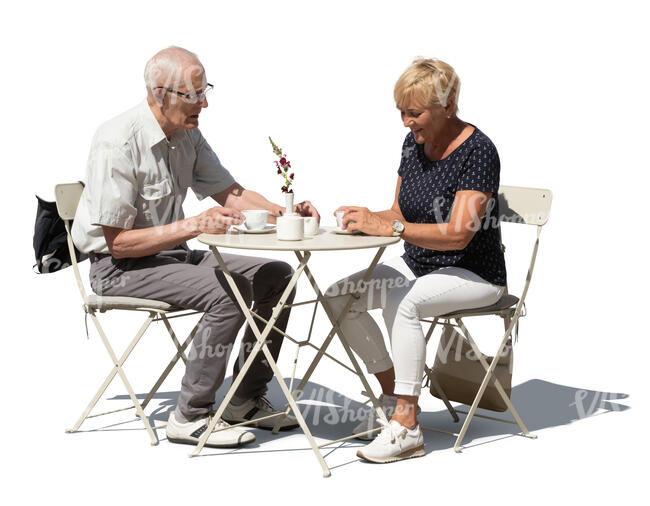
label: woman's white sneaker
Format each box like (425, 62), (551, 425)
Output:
(353, 395), (421, 440)
(356, 419), (425, 463)
(166, 411), (256, 448)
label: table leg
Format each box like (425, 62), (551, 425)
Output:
(190, 247), (332, 477)
(271, 247), (390, 436)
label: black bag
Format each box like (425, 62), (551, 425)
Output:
(33, 192), (88, 273)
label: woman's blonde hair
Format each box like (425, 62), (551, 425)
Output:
(394, 57), (461, 114)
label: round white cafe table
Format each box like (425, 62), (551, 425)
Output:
(192, 226), (400, 477)
(197, 225), (400, 251)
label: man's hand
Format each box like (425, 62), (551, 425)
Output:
(193, 207), (244, 234)
(293, 200), (321, 222)
(334, 206), (393, 236)
(213, 183), (320, 225)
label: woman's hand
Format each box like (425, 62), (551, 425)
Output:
(334, 206), (393, 236)
(294, 200), (321, 222)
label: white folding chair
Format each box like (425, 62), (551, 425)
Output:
(55, 183), (204, 445)
(421, 184), (552, 452)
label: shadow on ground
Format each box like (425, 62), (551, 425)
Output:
(96, 378), (629, 455)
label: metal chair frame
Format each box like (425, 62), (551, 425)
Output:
(55, 183), (203, 445)
(421, 185), (552, 452)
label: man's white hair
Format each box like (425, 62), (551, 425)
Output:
(144, 46), (203, 90)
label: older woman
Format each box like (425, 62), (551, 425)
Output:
(328, 58), (506, 463)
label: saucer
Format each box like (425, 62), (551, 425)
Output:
(236, 225), (276, 234)
(331, 228), (360, 235)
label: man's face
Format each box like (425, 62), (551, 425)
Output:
(160, 62), (209, 131)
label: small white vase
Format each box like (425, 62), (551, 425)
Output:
(284, 192), (295, 215)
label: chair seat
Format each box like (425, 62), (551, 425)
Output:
(440, 293), (520, 319)
(85, 294), (177, 312)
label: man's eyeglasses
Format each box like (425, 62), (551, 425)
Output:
(155, 83), (213, 104)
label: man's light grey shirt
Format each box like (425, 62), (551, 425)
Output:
(72, 100), (235, 253)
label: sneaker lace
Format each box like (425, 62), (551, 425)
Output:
(206, 412), (231, 431)
(255, 395), (276, 413)
(376, 419), (407, 444)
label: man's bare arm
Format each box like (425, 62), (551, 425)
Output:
(103, 207), (243, 258)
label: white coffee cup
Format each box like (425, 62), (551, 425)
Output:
(335, 211), (345, 230)
(277, 215), (304, 240)
(242, 210), (269, 230)
(303, 216), (319, 236)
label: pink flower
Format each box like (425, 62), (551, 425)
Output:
(280, 157), (287, 165)
(289, 173), (294, 180)
(277, 168), (282, 174)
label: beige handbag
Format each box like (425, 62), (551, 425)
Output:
(429, 325), (513, 412)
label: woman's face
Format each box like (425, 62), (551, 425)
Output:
(399, 98), (448, 144)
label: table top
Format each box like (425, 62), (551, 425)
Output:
(198, 226), (400, 251)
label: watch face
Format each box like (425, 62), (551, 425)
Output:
(393, 220), (404, 233)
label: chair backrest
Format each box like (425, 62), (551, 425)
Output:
(54, 182), (84, 220)
(498, 185), (552, 226)
(54, 182), (87, 301)
(496, 184), (552, 329)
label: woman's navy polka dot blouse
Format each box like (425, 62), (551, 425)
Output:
(397, 126), (507, 287)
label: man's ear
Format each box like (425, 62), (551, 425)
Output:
(151, 87), (166, 106)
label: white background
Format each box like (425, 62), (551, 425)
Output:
(2, 0), (647, 503)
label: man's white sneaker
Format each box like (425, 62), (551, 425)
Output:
(353, 394), (421, 440)
(166, 411), (255, 448)
(356, 419), (425, 464)
(222, 396), (299, 431)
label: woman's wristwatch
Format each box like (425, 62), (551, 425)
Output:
(391, 219), (405, 237)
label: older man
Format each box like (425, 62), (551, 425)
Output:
(72, 46), (319, 447)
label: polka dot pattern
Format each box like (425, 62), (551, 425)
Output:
(397, 126), (507, 286)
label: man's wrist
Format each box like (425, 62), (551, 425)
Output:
(184, 216), (202, 237)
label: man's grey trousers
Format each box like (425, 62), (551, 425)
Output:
(89, 247), (295, 421)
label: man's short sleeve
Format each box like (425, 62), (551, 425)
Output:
(191, 130), (236, 200)
(457, 139), (500, 194)
(86, 139), (138, 229)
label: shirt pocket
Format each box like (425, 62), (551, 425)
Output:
(140, 178), (172, 200)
